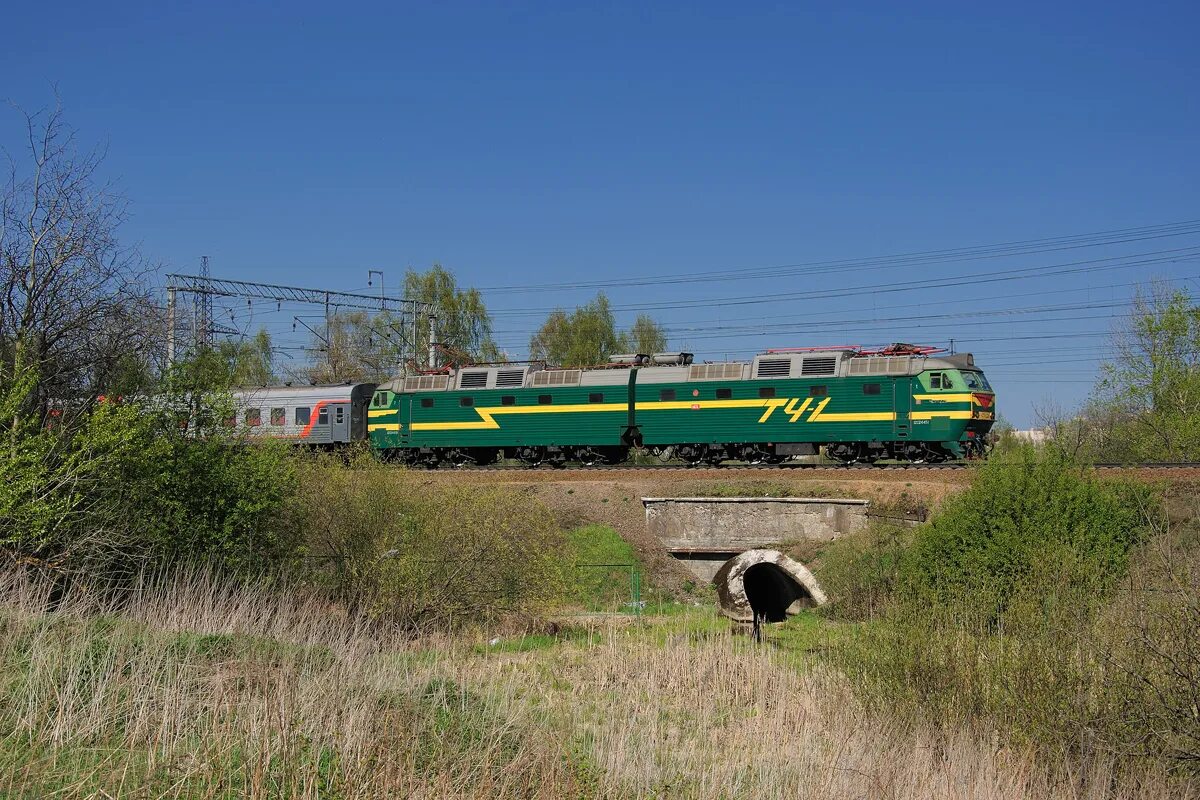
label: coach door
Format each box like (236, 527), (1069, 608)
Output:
(331, 403), (350, 443)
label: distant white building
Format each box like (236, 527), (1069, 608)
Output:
(1010, 428), (1049, 444)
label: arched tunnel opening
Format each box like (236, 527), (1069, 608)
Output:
(742, 562), (810, 622)
(712, 549), (827, 624)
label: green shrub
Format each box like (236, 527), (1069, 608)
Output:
(815, 522), (911, 621)
(294, 458), (567, 631)
(1, 383), (295, 576)
(901, 445), (1153, 626)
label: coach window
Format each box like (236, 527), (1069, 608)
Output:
(538, 394), (552, 405)
(460, 397), (474, 407)
(318, 407), (328, 425)
(501, 395), (516, 406)
(810, 385), (828, 397)
(335, 407), (344, 424)
(660, 389), (675, 401)
(245, 408), (262, 427)
(271, 408), (286, 426)
(295, 407), (311, 425)
(716, 388), (732, 400)
(758, 387), (775, 399)
(862, 383), (881, 396)
(421, 398), (434, 408)
(589, 393), (604, 403)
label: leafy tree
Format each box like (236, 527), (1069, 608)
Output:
(403, 265), (499, 366)
(528, 293), (668, 367)
(0, 101), (157, 421)
(219, 329), (275, 386)
(625, 314), (668, 355)
(1093, 284), (1200, 461)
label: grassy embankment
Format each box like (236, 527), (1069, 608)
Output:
(2, 450), (1197, 798)
(1, 567), (1187, 800)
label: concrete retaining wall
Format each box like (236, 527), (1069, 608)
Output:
(643, 496), (871, 582)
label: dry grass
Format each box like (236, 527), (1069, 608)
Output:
(0, 569), (1191, 799)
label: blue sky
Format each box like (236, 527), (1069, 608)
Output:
(3, 2), (1198, 426)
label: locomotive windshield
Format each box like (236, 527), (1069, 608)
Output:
(960, 371), (992, 391)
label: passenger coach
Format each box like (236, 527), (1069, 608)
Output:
(229, 383), (376, 445)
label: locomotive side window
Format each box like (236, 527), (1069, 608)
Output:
(460, 397), (474, 407)
(589, 393), (604, 403)
(245, 408), (262, 427)
(810, 385), (828, 397)
(538, 395), (553, 405)
(660, 389), (675, 401)
(295, 407), (310, 425)
(930, 373), (951, 389)
(501, 395), (516, 406)
(862, 383), (881, 395)
(421, 398), (434, 408)
(271, 408), (286, 426)
(716, 388), (732, 400)
(758, 387), (775, 398)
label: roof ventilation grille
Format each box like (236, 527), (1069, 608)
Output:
(532, 369), (582, 387)
(459, 371), (488, 389)
(404, 374), (450, 391)
(800, 356), (838, 376)
(756, 358), (792, 378)
(495, 369), (526, 388)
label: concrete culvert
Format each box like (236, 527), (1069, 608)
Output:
(713, 549), (827, 623)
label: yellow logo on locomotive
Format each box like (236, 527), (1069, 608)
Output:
(757, 397), (829, 423)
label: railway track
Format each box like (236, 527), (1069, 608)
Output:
(422, 461), (1197, 475)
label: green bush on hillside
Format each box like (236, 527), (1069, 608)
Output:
(294, 459), (567, 631)
(0, 373), (295, 576)
(901, 445), (1153, 626)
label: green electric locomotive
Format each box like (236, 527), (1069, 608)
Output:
(367, 344), (996, 467)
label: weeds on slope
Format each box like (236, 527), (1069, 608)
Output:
(0, 566), (1192, 799)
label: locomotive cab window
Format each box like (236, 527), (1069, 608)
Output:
(501, 395), (516, 406)
(930, 372), (953, 390)
(961, 371), (990, 390)
(589, 393), (604, 403)
(758, 387), (776, 399)
(862, 383), (881, 396)
(270, 408), (286, 426)
(810, 385), (827, 397)
(295, 407), (310, 425)
(420, 398), (434, 408)
(460, 396), (474, 407)
(244, 408), (262, 427)
(716, 388), (732, 400)
(660, 389), (675, 401)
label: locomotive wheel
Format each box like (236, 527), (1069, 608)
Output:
(828, 443), (863, 465)
(675, 444), (705, 466)
(571, 446), (604, 466)
(515, 446), (545, 467)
